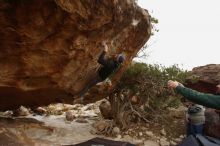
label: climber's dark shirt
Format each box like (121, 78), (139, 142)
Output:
(98, 51), (119, 80)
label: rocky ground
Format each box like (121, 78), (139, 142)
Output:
(0, 100), (186, 146)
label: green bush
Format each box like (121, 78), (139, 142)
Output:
(116, 62), (188, 110)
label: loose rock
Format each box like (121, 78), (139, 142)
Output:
(159, 138), (170, 146)
(144, 140), (160, 146)
(75, 118), (88, 123)
(133, 139), (144, 145)
(146, 131), (154, 137)
(17, 106), (30, 116)
(117, 134), (122, 139)
(65, 111), (75, 121)
(123, 135), (133, 142)
(99, 100), (113, 119)
(93, 120), (110, 132)
(170, 140), (177, 146)
(174, 138), (182, 143)
(131, 95), (139, 103)
(35, 107), (47, 114)
(160, 128), (166, 136)
(2, 111), (13, 117)
(112, 127), (120, 135)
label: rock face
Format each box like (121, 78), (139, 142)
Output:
(205, 109), (220, 139)
(0, 0), (151, 110)
(186, 64), (220, 94)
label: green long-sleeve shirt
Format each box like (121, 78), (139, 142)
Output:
(176, 86), (220, 110)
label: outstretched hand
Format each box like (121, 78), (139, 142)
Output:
(167, 80), (181, 89)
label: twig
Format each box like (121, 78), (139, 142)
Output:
(128, 100), (152, 123)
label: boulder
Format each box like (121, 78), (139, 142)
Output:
(0, 0), (151, 110)
(99, 100), (113, 119)
(186, 64), (220, 94)
(204, 109), (220, 139)
(16, 106), (30, 116)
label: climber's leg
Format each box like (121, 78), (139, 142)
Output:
(78, 75), (103, 98)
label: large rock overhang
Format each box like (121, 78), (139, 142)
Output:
(0, 0), (152, 110)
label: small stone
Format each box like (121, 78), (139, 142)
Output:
(35, 107), (47, 114)
(75, 118), (88, 123)
(131, 95), (138, 103)
(140, 105), (145, 110)
(160, 128), (166, 136)
(170, 140), (177, 146)
(144, 140), (160, 146)
(145, 131), (154, 137)
(17, 106), (30, 116)
(139, 132), (143, 136)
(123, 135), (133, 142)
(113, 127), (120, 135)
(81, 105), (91, 111)
(2, 111), (13, 117)
(117, 134), (122, 139)
(65, 111), (75, 121)
(174, 138), (182, 143)
(159, 138), (170, 146)
(128, 129), (132, 131)
(93, 120), (109, 132)
(179, 135), (184, 139)
(133, 139), (144, 145)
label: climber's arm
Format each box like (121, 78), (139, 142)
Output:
(98, 51), (108, 66)
(98, 42), (111, 66)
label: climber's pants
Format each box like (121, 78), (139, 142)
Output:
(187, 123), (204, 136)
(78, 75), (103, 97)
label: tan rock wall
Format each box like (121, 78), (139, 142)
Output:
(0, 0), (151, 109)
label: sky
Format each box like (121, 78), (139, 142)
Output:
(136, 0), (220, 70)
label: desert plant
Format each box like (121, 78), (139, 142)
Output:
(118, 63), (188, 109)
(109, 62), (188, 128)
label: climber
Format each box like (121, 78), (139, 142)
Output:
(75, 42), (125, 101)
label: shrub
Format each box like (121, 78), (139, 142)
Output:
(116, 62), (188, 110)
